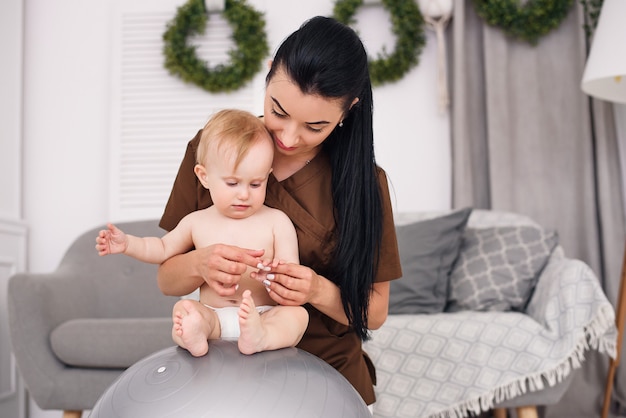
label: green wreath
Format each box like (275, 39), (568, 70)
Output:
(333, 0), (426, 87)
(580, 0), (603, 39)
(163, 0), (269, 93)
(472, 0), (575, 45)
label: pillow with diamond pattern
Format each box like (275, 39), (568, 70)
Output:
(445, 225), (558, 312)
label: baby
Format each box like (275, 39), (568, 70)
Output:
(96, 109), (308, 356)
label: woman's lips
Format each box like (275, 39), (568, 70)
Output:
(275, 137), (296, 151)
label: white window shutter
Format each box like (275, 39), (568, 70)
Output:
(109, 0), (262, 221)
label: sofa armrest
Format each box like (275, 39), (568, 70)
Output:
(8, 270), (96, 406)
(525, 247), (617, 356)
(524, 246), (565, 323)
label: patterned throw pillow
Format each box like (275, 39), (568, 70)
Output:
(445, 225), (558, 312)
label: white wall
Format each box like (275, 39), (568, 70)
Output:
(23, 0), (450, 275)
(0, 1), (28, 417)
(22, 1), (449, 417)
(23, 0), (112, 272)
(0, 0), (23, 221)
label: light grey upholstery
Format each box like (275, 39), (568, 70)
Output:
(8, 220), (178, 411)
(367, 210), (616, 417)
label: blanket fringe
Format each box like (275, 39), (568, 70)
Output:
(427, 304), (617, 418)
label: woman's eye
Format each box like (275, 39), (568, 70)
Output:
(271, 108), (323, 132)
(271, 108), (286, 118)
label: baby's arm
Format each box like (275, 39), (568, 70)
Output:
(96, 216), (196, 264)
(251, 210), (299, 282)
(96, 223), (130, 256)
(271, 211), (300, 264)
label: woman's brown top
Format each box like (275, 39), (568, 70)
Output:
(160, 130), (402, 404)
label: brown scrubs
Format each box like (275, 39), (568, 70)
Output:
(160, 130), (402, 405)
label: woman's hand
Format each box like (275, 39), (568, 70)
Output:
(257, 262), (351, 325)
(158, 244), (264, 297)
(196, 244), (266, 296)
(256, 262), (391, 329)
(258, 262), (320, 306)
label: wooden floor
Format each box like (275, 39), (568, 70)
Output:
(493, 406), (538, 418)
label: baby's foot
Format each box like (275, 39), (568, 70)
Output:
(173, 311), (184, 337)
(238, 290), (266, 355)
(174, 300), (210, 357)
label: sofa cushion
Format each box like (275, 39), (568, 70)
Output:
(389, 207), (472, 314)
(446, 225), (558, 312)
(50, 317), (173, 368)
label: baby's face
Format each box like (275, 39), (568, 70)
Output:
(204, 137), (274, 219)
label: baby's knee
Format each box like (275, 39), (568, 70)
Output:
(173, 299), (188, 312)
(173, 298), (200, 314)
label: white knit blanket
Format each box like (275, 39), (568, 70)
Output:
(365, 248), (617, 418)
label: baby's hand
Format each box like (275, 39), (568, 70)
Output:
(252, 259), (285, 287)
(255, 259), (272, 272)
(95, 223), (128, 256)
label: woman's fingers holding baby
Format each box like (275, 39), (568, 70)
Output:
(196, 244), (265, 296)
(254, 258), (283, 271)
(251, 259), (286, 285)
(262, 263), (318, 306)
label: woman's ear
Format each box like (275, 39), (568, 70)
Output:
(267, 59), (273, 70)
(340, 98), (360, 124)
(194, 164), (210, 189)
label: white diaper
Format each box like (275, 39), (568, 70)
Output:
(204, 304), (273, 340)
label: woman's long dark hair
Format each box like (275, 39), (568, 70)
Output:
(267, 16), (382, 340)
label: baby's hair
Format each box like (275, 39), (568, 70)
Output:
(197, 109), (272, 170)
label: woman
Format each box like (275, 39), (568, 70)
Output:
(158, 16), (402, 408)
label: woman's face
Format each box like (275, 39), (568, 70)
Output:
(264, 67), (345, 161)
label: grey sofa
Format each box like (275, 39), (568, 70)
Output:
(8, 211), (617, 418)
(365, 209), (617, 418)
(8, 220), (178, 418)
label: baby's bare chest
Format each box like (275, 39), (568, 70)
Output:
(193, 219), (276, 258)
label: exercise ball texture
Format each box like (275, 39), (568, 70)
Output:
(90, 340), (371, 417)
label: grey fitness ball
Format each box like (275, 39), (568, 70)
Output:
(90, 340), (371, 418)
